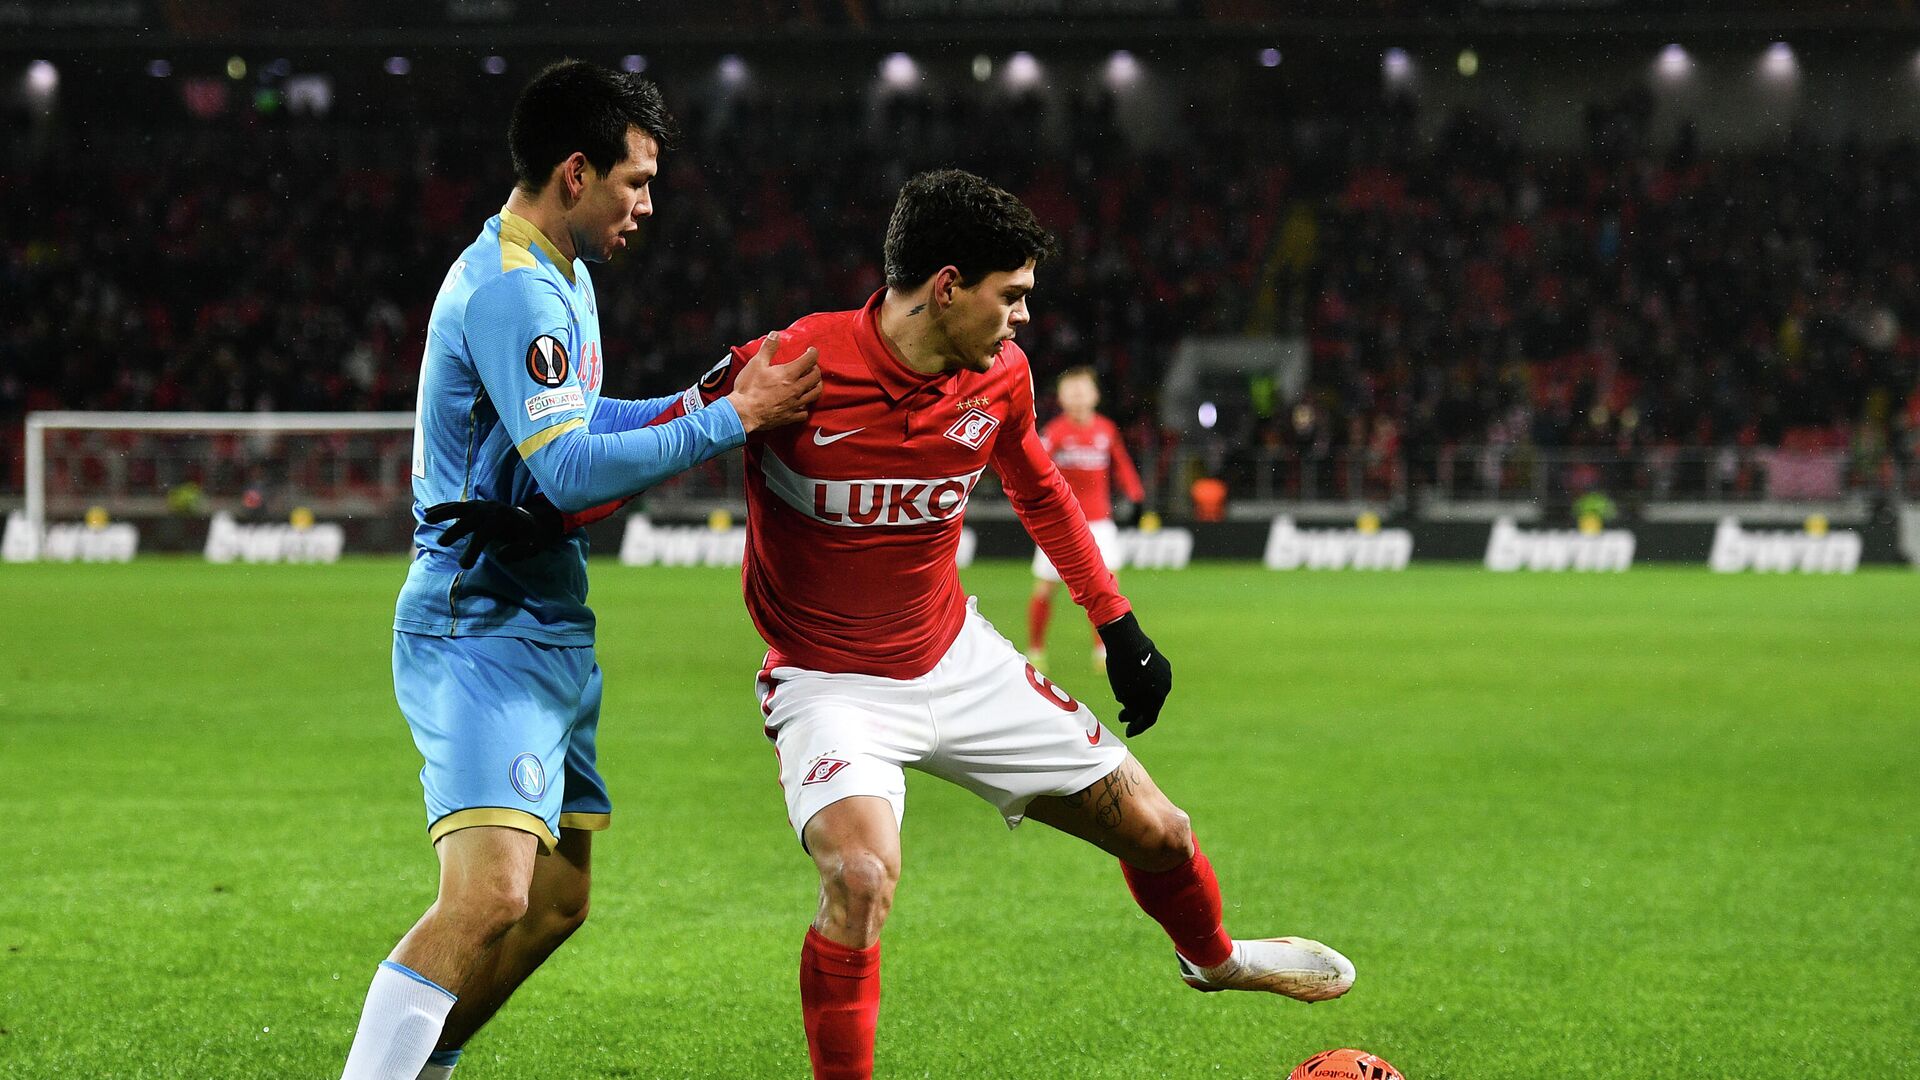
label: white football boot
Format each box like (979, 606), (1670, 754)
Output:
(1177, 937), (1355, 1002)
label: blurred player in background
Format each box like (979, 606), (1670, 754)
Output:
(435, 168), (1354, 1080)
(338, 61), (819, 1080)
(1026, 366), (1144, 673)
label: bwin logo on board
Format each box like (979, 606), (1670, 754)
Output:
(1708, 517), (1860, 574)
(1263, 516), (1412, 571)
(1, 511), (138, 563)
(1484, 517), (1635, 572)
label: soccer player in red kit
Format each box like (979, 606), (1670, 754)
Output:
(1026, 366), (1145, 673)
(433, 170), (1355, 1079)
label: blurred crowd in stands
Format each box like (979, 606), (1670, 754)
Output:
(6, 76), (1920, 504)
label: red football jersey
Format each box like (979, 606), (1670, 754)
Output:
(581, 291), (1130, 679)
(1039, 413), (1144, 523)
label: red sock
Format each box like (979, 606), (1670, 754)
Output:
(800, 927), (881, 1080)
(1121, 836), (1234, 969)
(1027, 594), (1052, 651)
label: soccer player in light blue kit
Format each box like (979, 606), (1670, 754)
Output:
(338, 62), (820, 1079)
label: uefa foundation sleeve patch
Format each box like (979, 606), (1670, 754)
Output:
(525, 386), (586, 421)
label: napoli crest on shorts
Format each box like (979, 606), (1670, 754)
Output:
(944, 408), (999, 450)
(509, 753), (546, 800)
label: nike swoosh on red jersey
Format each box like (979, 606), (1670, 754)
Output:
(811, 427), (864, 445)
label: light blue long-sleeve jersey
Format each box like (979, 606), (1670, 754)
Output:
(394, 209), (745, 644)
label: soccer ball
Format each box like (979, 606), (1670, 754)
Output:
(1288, 1048), (1404, 1080)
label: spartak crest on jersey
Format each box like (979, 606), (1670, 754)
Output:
(944, 408), (999, 450)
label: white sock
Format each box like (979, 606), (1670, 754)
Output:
(340, 961), (457, 1080)
(1201, 940), (1245, 979)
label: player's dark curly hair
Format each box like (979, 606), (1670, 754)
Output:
(509, 60), (678, 193)
(883, 169), (1059, 289)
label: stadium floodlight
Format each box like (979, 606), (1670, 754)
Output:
(25, 59), (57, 99)
(1104, 50), (1141, 90)
(1383, 48), (1413, 87)
(1760, 42), (1798, 83)
(1259, 48), (1281, 69)
(285, 73), (333, 115)
(384, 56), (411, 76)
(719, 54), (748, 87)
(972, 54), (992, 82)
(1005, 51), (1041, 90)
(621, 54), (647, 73)
(484, 55), (507, 75)
(19, 411), (418, 563)
(226, 56), (246, 80)
(1655, 44), (1692, 82)
(146, 59), (171, 78)
(881, 52), (918, 89)
(1198, 402), (1218, 430)
(1458, 49), (1479, 77)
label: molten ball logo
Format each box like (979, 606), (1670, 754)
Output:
(1288, 1048), (1403, 1080)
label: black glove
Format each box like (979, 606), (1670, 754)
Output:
(1115, 501), (1143, 528)
(423, 496), (566, 570)
(1098, 612), (1172, 737)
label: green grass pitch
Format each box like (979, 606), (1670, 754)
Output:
(1, 559), (1915, 1078)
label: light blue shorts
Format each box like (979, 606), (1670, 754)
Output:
(392, 631), (610, 852)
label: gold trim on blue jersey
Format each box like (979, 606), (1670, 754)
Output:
(499, 208), (576, 285)
(558, 812), (611, 833)
(516, 416), (586, 459)
(429, 807), (560, 852)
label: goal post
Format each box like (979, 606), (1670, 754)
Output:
(17, 411), (417, 561)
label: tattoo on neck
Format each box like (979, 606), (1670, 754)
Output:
(907, 303), (926, 316)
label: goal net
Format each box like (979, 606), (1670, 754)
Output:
(9, 411), (416, 562)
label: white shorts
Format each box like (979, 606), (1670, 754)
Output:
(757, 600), (1129, 844)
(1032, 518), (1124, 582)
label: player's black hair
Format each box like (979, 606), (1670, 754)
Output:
(883, 169), (1058, 289)
(509, 60), (678, 193)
